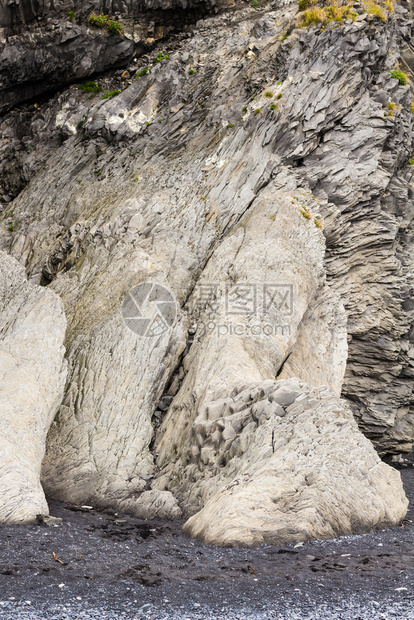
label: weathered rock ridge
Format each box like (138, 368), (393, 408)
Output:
(0, 0), (412, 540)
(0, 251), (67, 522)
(0, 0), (221, 31)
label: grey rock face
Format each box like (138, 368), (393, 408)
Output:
(0, 23), (137, 114)
(302, 70), (414, 453)
(0, 0), (227, 112)
(0, 251), (67, 522)
(0, 0), (412, 540)
(0, 0), (219, 29)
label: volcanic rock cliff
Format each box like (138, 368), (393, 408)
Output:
(0, 0), (412, 544)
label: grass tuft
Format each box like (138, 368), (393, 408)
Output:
(136, 68), (150, 78)
(77, 81), (101, 95)
(88, 14), (123, 35)
(300, 6), (327, 26)
(363, 1), (386, 21)
(300, 2), (357, 27)
(389, 69), (408, 85)
(298, 0), (316, 9)
(102, 89), (121, 100)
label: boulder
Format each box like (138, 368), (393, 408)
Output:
(182, 380), (408, 546)
(126, 489), (182, 519)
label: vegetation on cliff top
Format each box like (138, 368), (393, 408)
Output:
(88, 14), (124, 35)
(299, 0), (395, 27)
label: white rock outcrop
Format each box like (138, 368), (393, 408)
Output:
(153, 189), (407, 544)
(181, 379), (408, 546)
(0, 251), (67, 522)
(40, 268), (187, 513)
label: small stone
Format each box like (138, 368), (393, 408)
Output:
(36, 514), (62, 527)
(222, 426), (236, 441)
(270, 390), (299, 407)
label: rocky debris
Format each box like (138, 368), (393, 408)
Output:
(0, 251), (67, 523)
(0, 479), (412, 617)
(2, 601), (414, 620)
(35, 514), (63, 527)
(124, 489), (182, 519)
(0, 0), (412, 533)
(181, 379), (407, 545)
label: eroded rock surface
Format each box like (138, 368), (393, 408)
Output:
(0, 0), (412, 540)
(0, 251), (67, 522)
(182, 380), (407, 546)
(0, 23), (137, 113)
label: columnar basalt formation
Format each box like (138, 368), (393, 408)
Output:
(0, 0), (412, 541)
